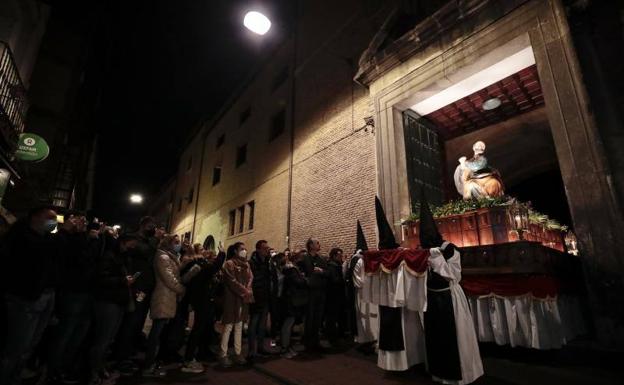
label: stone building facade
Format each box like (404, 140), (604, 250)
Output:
(168, 0), (624, 347)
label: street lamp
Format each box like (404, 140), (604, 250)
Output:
(243, 11), (271, 35)
(130, 194), (143, 204)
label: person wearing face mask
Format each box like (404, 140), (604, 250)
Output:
(115, 216), (158, 375)
(142, 234), (200, 377)
(88, 233), (139, 385)
(219, 242), (253, 368)
(0, 206), (60, 385)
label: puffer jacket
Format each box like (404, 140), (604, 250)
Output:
(150, 248), (200, 319)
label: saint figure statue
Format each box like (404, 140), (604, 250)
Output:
(454, 141), (504, 200)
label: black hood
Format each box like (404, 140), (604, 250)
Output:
(418, 189), (443, 248)
(356, 220), (368, 252)
(375, 196), (399, 250)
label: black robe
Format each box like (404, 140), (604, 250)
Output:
(424, 243), (462, 381)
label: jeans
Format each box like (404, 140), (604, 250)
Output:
(185, 304), (210, 361)
(280, 316), (296, 350)
(247, 305), (268, 356)
(304, 289), (326, 348)
(89, 302), (125, 378)
(324, 299), (346, 344)
(0, 290), (55, 385)
(159, 300), (189, 360)
(144, 319), (168, 369)
(220, 322), (242, 357)
(47, 292), (92, 377)
(114, 294), (150, 362)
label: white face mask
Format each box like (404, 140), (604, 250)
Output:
(238, 249), (248, 259)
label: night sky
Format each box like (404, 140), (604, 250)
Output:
(92, 0), (285, 225)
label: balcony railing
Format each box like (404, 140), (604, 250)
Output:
(0, 41), (28, 150)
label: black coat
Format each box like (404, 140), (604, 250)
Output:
(282, 266), (308, 315)
(127, 234), (157, 294)
(301, 252), (329, 290)
(56, 230), (96, 293)
(1, 221), (59, 300)
(185, 251), (226, 309)
(94, 244), (131, 306)
(325, 260), (346, 308)
(249, 252), (271, 309)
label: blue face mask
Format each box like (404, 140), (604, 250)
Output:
(43, 220), (58, 233)
(173, 243), (182, 254)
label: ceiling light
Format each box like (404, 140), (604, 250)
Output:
(482, 97), (502, 110)
(410, 46), (535, 115)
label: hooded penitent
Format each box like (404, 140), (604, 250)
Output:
(356, 220), (368, 253)
(375, 196), (399, 250)
(419, 189), (443, 249)
(374, 196), (404, 352)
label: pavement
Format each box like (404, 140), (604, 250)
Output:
(114, 341), (622, 385)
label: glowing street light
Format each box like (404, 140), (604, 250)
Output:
(243, 11), (271, 35)
(130, 194), (143, 204)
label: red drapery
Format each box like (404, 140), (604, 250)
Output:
(460, 275), (561, 298)
(363, 249), (429, 274)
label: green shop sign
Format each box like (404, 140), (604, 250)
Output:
(15, 133), (50, 162)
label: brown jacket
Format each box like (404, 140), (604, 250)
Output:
(221, 256), (253, 324)
(150, 248), (200, 319)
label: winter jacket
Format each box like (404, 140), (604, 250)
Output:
(221, 256), (253, 324)
(301, 252), (329, 290)
(94, 245), (131, 306)
(128, 234), (157, 294)
(1, 221), (59, 300)
(185, 251), (226, 309)
(282, 265), (308, 315)
(150, 248), (200, 319)
(56, 229), (96, 293)
(248, 252), (271, 310)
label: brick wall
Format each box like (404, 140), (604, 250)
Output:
(168, 0), (393, 254)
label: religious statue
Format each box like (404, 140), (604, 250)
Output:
(454, 141), (504, 199)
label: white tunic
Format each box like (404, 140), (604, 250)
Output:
(352, 257), (378, 343)
(428, 245), (484, 385)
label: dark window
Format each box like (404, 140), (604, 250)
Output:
(228, 210), (236, 236)
(212, 166), (222, 186)
(248, 200), (255, 230)
(184, 232), (191, 242)
(269, 109), (286, 141)
(239, 107), (251, 125)
(188, 187), (194, 204)
(177, 198), (182, 212)
(238, 205), (245, 234)
(186, 156), (192, 171)
(235, 144), (247, 168)
(271, 66), (289, 92)
(216, 134), (225, 148)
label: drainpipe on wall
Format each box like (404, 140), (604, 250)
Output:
(286, 0), (300, 250)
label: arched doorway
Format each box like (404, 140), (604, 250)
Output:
(203, 235), (215, 252)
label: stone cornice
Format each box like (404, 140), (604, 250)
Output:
(354, 0), (530, 86)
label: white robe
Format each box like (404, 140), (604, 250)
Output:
(377, 307), (426, 371)
(357, 256), (426, 371)
(428, 245), (484, 385)
(352, 257), (378, 343)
